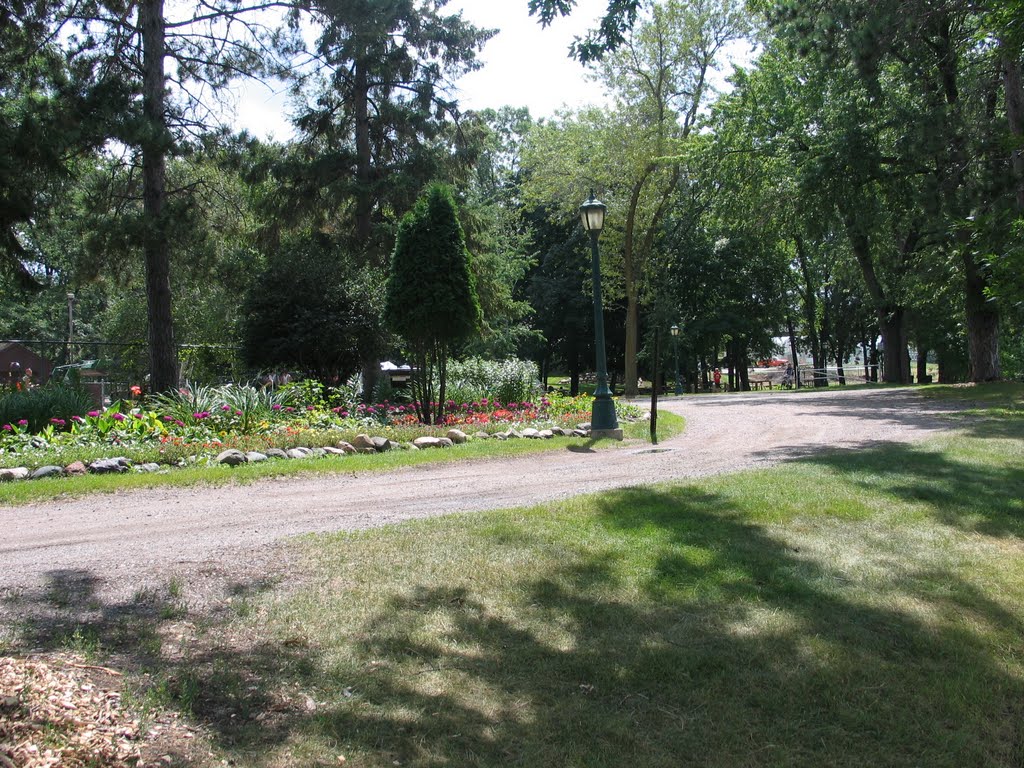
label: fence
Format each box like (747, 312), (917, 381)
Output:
(0, 339), (243, 403)
(795, 366), (878, 387)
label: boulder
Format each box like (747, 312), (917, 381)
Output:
(311, 447), (327, 457)
(322, 446), (346, 456)
(577, 422), (592, 431)
(538, 429), (555, 439)
(352, 434), (376, 451)
(357, 447), (377, 455)
(286, 447), (312, 459)
(412, 436), (454, 449)
(572, 428), (589, 438)
(216, 449), (248, 466)
(507, 429), (523, 439)
(491, 431), (508, 440)
(521, 428), (540, 439)
(550, 427), (568, 437)
(64, 461), (88, 476)
(30, 465), (64, 480)
(335, 441), (357, 455)
(264, 448), (289, 459)
(0, 467), (30, 482)
(136, 463), (162, 473)
(445, 429), (469, 444)
(371, 436), (393, 452)
(473, 431), (491, 440)
(245, 451), (269, 463)
(89, 457), (131, 474)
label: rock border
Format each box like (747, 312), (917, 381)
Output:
(0, 421), (623, 484)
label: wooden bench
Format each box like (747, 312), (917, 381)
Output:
(749, 379), (772, 391)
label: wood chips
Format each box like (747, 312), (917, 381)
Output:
(0, 654), (141, 767)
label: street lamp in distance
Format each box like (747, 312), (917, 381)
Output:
(580, 191), (622, 440)
(670, 323), (682, 394)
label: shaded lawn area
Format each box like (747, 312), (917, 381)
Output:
(6, 405), (1024, 766)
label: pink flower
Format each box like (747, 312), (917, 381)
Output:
(130, 385), (142, 396)
(2, 424), (11, 431)
(272, 404), (282, 411)
(112, 413), (126, 422)
(17, 419), (28, 426)
(221, 404), (231, 411)
(133, 413), (143, 419)
(87, 410), (100, 418)
(174, 419), (185, 428)
(162, 415), (173, 422)
(50, 418), (65, 426)
(306, 405), (315, 411)
(72, 415), (85, 423)
(235, 410), (243, 416)
(340, 410), (348, 417)
(193, 412), (208, 420)
(285, 407), (295, 413)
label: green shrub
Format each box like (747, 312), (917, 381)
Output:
(0, 385), (96, 433)
(444, 358), (541, 405)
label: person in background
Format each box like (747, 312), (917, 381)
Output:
(713, 367), (722, 389)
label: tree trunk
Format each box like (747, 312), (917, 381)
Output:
(141, 0), (177, 393)
(836, 350), (846, 385)
(737, 338), (750, 391)
(794, 235), (824, 386)
(360, 358), (378, 403)
(916, 347), (928, 384)
(878, 307), (910, 384)
(624, 290), (639, 397)
(354, 57), (373, 243)
(1002, 52), (1024, 210)
(964, 251), (1000, 381)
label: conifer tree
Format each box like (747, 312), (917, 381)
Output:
(385, 184), (481, 424)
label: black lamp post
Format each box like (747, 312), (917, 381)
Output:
(670, 323), (682, 394)
(580, 191), (621, 438)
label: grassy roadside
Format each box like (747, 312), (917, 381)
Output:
(0, 414), (683, 506)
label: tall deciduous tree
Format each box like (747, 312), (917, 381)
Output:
(524, 0), (751, 396)
(762, 0), (1013, 381)
(385, 183), (481, 425)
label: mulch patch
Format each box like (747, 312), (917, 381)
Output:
(1, 654), (207, 767)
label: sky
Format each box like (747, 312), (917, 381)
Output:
(232, 0), (613, 141)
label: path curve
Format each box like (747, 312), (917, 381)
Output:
(0, 387), (961, 606)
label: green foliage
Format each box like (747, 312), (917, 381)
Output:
(147, 382), (294, 434)
(0, 384), (95, 434)
(385, 183), (482, 423)
(243, 233), (383, 382)
(386, 184), (481, 346)
(444, 357), (541, 406)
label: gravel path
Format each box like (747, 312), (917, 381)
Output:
(0, 387), (962, 616)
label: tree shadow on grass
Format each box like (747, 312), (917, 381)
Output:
(789, 438), (1024, 539)
(281, 484), (1024, 767)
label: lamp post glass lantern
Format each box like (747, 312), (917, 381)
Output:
(580, 192), (620, 436)
(670, 323), (682, 394)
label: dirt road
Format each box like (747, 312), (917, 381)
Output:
(0, 388), (960, 609)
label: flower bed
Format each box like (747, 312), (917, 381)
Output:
(0, 384), (643, 472)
